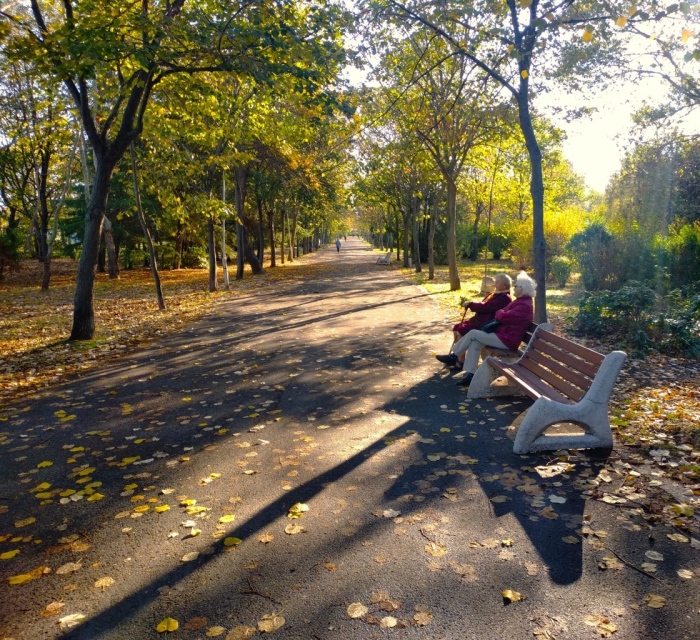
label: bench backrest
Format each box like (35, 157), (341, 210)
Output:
(521, 329), (605, 403)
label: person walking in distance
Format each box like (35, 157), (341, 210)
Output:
(335, 238), (341, 252)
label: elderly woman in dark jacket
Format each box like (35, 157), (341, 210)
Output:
(436, 273), (512, 369)
(450, 272), (536, 388)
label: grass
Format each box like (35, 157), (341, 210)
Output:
(393, 256), (585, 332)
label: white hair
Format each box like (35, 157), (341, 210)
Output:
(515, 272), (536, 297)
(494, 273), (512, 288)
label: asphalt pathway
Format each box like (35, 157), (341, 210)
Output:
(0, 237), (697, 639)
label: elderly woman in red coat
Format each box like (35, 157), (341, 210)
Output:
(436, 273), (512, 369)
(450, 272), (536, 388)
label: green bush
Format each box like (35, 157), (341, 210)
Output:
(573, 281), (700, 356)
(567, 223), (616, 290)
(550, 255), (572, 288)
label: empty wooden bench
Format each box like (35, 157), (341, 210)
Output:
(376, 251), (392, 265)
(468, 327), (626, 454)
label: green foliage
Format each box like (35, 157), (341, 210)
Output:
(654, 222), (700, 288)
(0, 227), (21, 279)
(550, 255), (572, 288)
(573, 281), (700, 357)
(567, 222), (616, 290)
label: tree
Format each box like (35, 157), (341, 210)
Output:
(2, 0), (348, 338)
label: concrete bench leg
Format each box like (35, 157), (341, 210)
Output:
(512, 396), (614, 454)
(512, 351), (626, 454)
(467, 357), (526, 399)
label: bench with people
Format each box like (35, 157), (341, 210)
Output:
(436, 272), (537, 388)
(435, 271), (626, 453)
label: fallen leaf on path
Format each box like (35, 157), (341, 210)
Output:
(206, 626), (227, 637)
(181, 552), (199, 562)
(156, 617), (179, 632)
(380, 616), (397, 628)
(284, 524), (305, 535)
(287, 503), (309, 518)
(56, 561), (81, 575)
(347, 603), (368, 618)
(501, 589), (522, 603)
(257, 613), (285, 632)
(259, 533), (274, 544)
(424, 541), (446, 557)
(224, 537), (242, 547)
(225, 625), (256, 639)
(58, 613), (86, 630)
(41, 601), (65, 617)
(645, 550), (664, 561)
(14, 517), (36, 528)
(413, 606), (433, 626)
(644, 594), (667, 608)
(667, 533), (689, 543)
(95, 577), (115, 590)
(672, 504), (694, 517)
(184, 617), (208, 630)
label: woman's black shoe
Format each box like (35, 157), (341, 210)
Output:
(457, 373), (474, 388)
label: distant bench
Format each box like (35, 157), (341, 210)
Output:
(376, 251), (393, 265)
(468, 327), (626, 454)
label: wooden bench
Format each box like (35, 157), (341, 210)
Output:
(376, 251), (392, 265)
(468, 327), (626, 454)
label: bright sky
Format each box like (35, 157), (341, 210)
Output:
(538, 90), (638, 194)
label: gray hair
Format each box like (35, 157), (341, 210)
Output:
(515, 272), (536, 297)
(494, 273), (512, 288)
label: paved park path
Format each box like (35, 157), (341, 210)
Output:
(0, 237), (697, 639)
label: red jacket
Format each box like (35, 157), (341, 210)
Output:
(494, 295), (534, 350)
(453, 291), (511, 335)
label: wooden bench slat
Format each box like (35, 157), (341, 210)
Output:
(486, 358), (574, 404)
(536, 329), (605, 366)
(528, 337), (601, 378)
(517, 357), (586, 402)
(497, 363), (574, 404)
(524, 348), (594, 391)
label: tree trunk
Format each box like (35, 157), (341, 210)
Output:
(103, 217), (119, 278)
(40, 258), (51, 290)
(235, 165), (247, 280)
(445, 176), (460, 290)
(469, 200), (484, 261)
(517, 94), (546, 322)
(289, 209), (298, 261)
(242, 227), (263, 274)
(256, 195), (264, 262)
(221, 217), (230, 290)
(70, 161), (113, 340)
(130, 144), (165, 309)
(428, 199), (436, 280)
(268, 207), (276, 267)
(221, 172), (230, 290)
(412, 197), (421, 273)
(280, 205), (286, 265)
(174, 220), (184, 269)
(207, 215), (218, 292)
(402, 210), (410, 268)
